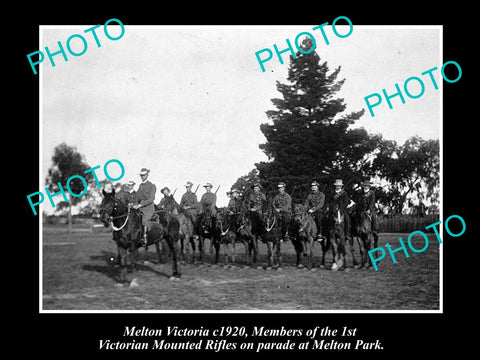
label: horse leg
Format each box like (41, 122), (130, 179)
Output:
(118, 247), (128, 283)
(214, 238), (220, 264)
(276, 240), (282, 269)
(349, 236), (359, 269)
(266, 241), (273, 269)
(198, 236), (205, 264)
(154, 241), (163, 264)
(331, 236), (340, 271)
(364, 232), (373, 269)
(166, 235), (181, 278)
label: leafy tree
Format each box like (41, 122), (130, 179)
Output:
(45, 143), (93, 232)
(255, 37), (369, 202)
(371, 136), (440, 213)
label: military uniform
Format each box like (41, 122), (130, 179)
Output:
(117, 188), (136, 205)
(248, 191), (266, 214)
(180, 190), (198, 221)
(331, 189), (351, 236)
(227, 196), (242, 214)
(135, 180), (156, 229)
(199, 192), (217, 216)
(357, 189), (378, 231)
(304, 190), (325, 236)
(273, 191), (292, 238)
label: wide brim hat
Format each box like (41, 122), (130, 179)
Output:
(127, 180), (136, 186)
(311, 181), (320, 187)
(333, 179), (344, 186)
(231, 188), (239, 193)
(139, 168), (150, 176)
(161, 187), (171, 194)
(277, 181), (286, 188)
(185, 181), (193, 187)
(203, 182), (213, 188)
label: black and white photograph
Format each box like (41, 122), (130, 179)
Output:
(38, 24), (443, 312)
(17, 6), (474, 357)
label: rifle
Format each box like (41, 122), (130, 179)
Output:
(171, 188), (177, 197)
(194, 184), (200, 194)
(214, 185), (220, 195)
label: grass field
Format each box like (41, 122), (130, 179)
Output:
(42, 225), (440, 311)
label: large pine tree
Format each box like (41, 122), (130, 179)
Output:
(256, 37), (370, 201)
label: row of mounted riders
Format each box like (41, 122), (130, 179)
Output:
(99, 190), (378, 282)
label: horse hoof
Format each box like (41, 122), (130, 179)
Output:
(354, 265), (360, 269)
(310, 267), (317, 272)
(256, 266), (263, 270)
(277, 267), (283, 271)
(345, 268), (351, 272)
(223, 265), (230, 269)
(297, 264), (304, 269)
(114, 283), (124, 288)
(266, 266), (272, 271)
(331, 263), (339, 271)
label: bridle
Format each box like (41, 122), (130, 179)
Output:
(102, 195), (130, 232)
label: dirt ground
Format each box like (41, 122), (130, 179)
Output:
(42, 227), (439, 311)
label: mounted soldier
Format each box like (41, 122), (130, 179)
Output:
(272, 181), (292, 241)
(330, 179), (354, 241)
(304, 180), (326, 241)
(227, 188), (242, 229)
(132, 168), (157, 245)
(357, 179), (379, 241)
(180, 181), (198, 222)
(247, 182), (267, 236)
(116, 180), (136, 206)
(158, 186), (171, 211)
(198, 182), (217, 229)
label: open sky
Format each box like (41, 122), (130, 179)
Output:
(40, 24), (441, 208)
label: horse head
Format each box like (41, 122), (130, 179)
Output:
(99, 188), (117, 227)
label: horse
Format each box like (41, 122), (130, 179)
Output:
(261, 201), (283, 269)
(291, 204), (318, 269)
(326, 204), (350, 271)
(351, 209), (377, 269)
(156, 196), (197, 264)
(215, 207), (237, 267)
(99, 189), (181, 283)
(194, 207), (219, 264)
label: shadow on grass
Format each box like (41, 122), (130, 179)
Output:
(83, 251), (173, 283)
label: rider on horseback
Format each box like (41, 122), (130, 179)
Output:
(199, 183), (217, 230)
(132, 168), (156, 245)
(357, 180), (379, 240)
(180, 181), (198, 222)
(304, 180), (326, 241)
(331, 179), (355, 242)
(272, 181), (292, 241)
(227, 188), (242, 229)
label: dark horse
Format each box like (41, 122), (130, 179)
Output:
(350, 209), (378, 269)
(156, 196), (197, 264)
(325, 203), (355, 271)
(291, 204), (318, 269)
(261, 201), (283, 269)
(99, 189), (181, 283)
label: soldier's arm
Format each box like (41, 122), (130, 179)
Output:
(283, 194), (292, 211)
(316, 193), (325, 210)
